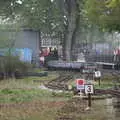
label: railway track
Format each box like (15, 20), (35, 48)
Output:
(45, 71), (74, 90)
(45, 70), (120, 97)
(95, 89), (120, 97)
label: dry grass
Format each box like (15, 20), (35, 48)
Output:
(56, 98), (114, 120)
(0, 71), (69, 120)
(0, 71), (117, 120)
(0, 100), (65, 120)
(0, 72), (59, 89)
(0, 97), (115, 120)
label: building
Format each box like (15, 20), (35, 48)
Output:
(0, 28), (61, 65)
(0, 28), (40, 66)
(14, 29), (40, 65)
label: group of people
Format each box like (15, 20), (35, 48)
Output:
(39, 47), (58, 67)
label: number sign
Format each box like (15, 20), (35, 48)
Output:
(85, 84), (94, 94)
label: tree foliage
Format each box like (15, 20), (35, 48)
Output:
(0, 0), (22, 20)
(20, 0), (64, 33)
(0, 0), (86, 61)
(85, 0), (120, 31)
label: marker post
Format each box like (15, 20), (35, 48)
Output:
(88, 93), (91, 107)
(98, 78), (101, 86)
(79, 90), (83, 97)
(85, 84), (94, 108)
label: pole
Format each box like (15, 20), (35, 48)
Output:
(88, 93), (91, 107)
(79, 90), (82, 97)
(98, 78), (101, 86)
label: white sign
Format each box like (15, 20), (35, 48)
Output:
(95, 71), (101, 78)
(85, 84), (94, 94)
(76, 79), (85, 90)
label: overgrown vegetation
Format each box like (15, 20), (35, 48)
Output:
(0, 55), (32, 79)
(0, 89), (52, 103)
(0, 71), (119, 120)
(0, 71), (71, 104)
(68, 74), (120, 90)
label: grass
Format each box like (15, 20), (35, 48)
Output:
(0, 71), (71, 120)
(79, 99), (111, 120)
(68, 74), (120, 90)
(55, 97), (113, 120)
(25, 107), (58, 120)
(0, 72), (59, 89)
(0, 99), (63, 120)
(0, 71), (73, 104)
(0, 71), (119, 120)
(0, 89), (52, 103)
(0, 88), (73, 103)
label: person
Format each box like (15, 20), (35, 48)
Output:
(40, 56), (45, 67)
(94, 68), (101, 86)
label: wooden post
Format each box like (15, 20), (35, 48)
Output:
(88, 93), (91, 107)
(80, 90), (83, 97)
(98, 78), (101, 86)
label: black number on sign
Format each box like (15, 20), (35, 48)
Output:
(87, 86), (91, 92)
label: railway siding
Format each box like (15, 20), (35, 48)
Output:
(45, 71), (120, 97)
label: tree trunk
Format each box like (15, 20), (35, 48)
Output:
(38, 31), (42, 51)
(64, 18), (76, 61)
(71, 1), (80, 60)
(57, 0), (81, 61)
(63, 0), (78, 61)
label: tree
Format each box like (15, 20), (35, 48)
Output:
(56, 0), (84, 61)
(0, 0), (86, 61)
(85, 0), (120, 32)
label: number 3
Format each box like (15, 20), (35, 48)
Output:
(87, 86), (91, 92)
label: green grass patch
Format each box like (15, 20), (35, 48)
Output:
(52, 91), (73, 98)
(0, 88), (72, 103)
(94, 83), (113, 89)
(68, 75), (120, 90)
(32, 68), (43, 73)
(0, 71), (68, 104)
(0, 71), (59, 89)
(0, 89), (52, 103)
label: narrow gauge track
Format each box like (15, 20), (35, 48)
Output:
(100, 69), (120, 76)
(95, 89), (120, 97)
(45, 71), (74, 90)
(45, 70), (120, 97)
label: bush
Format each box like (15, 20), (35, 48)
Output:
(0, 55), (33, 79)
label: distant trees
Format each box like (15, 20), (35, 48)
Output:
(1, 0), (119, 61)
(85, 0), (120, 32)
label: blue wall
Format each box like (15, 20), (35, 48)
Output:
(0, 48), (33, 63)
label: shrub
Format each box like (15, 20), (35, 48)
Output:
(0, 55), (32, 79)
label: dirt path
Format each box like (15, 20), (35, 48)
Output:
(56, 97), (112, 120)
(56, 98), (87, 120)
